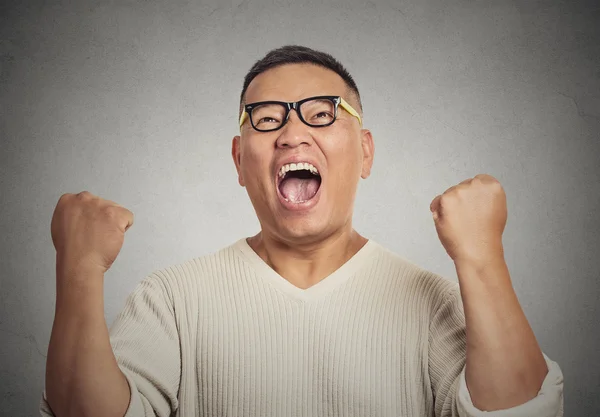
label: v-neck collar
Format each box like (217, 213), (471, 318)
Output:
(233, 237), (379, 302)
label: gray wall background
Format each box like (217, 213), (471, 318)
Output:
(1, 0), (599, 415)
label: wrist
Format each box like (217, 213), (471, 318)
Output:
(55, 255), (105, 310)
(56, 253), (105, 281)
(453, 250), (513, 292)
(453, 243), (505, 269)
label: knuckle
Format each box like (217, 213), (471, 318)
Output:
(103, 205), (119, 218)
(440, 192), (457, 206)
(57, 193), (71, 205)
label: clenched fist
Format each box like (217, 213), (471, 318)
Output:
(50, 191), (134, 277)
(430, 174), (507, 264)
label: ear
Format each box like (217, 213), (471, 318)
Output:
(231, 135), (245, 187)
(360, 129), (374, 179)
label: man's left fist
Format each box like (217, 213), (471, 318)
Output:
(430, 174), (507, 264)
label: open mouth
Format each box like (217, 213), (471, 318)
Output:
(277, 162), (322, 204)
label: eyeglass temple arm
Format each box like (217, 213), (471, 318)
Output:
(239, 111), (248, 129)
(339, 97), (362, 127)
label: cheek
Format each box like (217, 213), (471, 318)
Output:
(325, 134), (363, 175)
(241, 144), (273, 184)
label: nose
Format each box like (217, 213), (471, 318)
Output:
(275, 109), (313, 149)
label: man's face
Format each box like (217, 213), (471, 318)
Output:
(232, 63), (374, 245)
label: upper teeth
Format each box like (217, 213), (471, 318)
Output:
(279, 162), (319, 178)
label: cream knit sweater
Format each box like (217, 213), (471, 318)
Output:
(40, 238), (564, 416)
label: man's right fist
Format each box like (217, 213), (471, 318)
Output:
(51, 191), (134, 276)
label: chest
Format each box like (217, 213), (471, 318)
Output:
(193, 292), (431, 416)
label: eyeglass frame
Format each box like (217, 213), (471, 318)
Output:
(239, 95), (362, 132)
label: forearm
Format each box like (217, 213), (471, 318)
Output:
(45, 266), (130, 417)
(455, 253), (548, 411)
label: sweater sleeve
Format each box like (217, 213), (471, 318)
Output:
(428, 284), (564, 417)
(39, 273), (181, 417)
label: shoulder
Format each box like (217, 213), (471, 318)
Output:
(368, 241), (459, 310)
(137, 240), (244, 303)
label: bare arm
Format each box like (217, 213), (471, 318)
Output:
(429, 174), (562, 414)
(43, 191), (179, 417)
(45, 262), (130, 417)
(455, 254), (548, 411)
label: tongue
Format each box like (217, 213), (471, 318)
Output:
(280, 177), (320, 203)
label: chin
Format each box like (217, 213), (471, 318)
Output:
(276, 219), (327, 242)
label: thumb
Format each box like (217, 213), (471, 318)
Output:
(430, 195), (441, 214)
(430, 195), (442, 222)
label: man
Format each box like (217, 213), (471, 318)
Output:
(41, 45), (564, 417)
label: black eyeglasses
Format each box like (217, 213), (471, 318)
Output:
(239, 95), (362, 132)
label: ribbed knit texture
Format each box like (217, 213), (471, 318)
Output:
(40, 238), (564, 417)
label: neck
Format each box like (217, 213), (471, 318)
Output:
(247, 227), (368, 290)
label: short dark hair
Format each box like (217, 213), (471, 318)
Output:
(239, 45), (362, 118)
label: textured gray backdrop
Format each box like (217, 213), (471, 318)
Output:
(1, 0), (599, 415)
